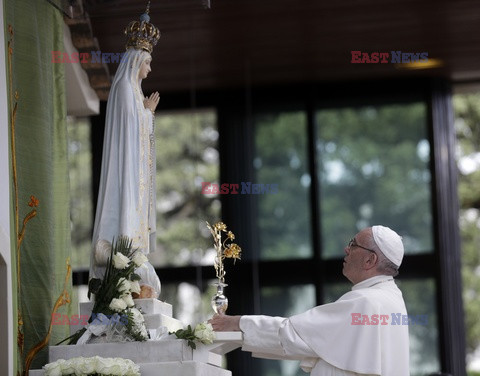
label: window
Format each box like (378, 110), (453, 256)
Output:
(67, 116), (93, 270)
(254, 112), (312, 260)
(150, 109), (220, 322)
(149, 109), (220, 268)
(316, 102), (433, 258)
(67, 116), (93, 307)
(399, 278), (439, 373)
(237, 93), (440, 376)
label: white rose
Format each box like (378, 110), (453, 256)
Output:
(125, 360), (141, 376)
(132, 323), (148, 340)
(132, 251), (148, 267)
(96, 357), (123, 376)
(75, 356), (96, 374)
(115, 358), (140, 376)
(43, 359), (65, 376)
(113, 252), (130, 269)
(194, 322), (215, 344)
(109, 298), (127, 312)
(139, 325), (149, 339)
(130, 280), (141, 294)
(117, 277), (131, 294)
(60, 358), (76, 375)
(129, 307), (144, 325)
(123, 293), (135, 307)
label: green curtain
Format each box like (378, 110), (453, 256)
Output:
(6, 0), (72, 371)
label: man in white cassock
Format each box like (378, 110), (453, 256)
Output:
(209, 225), (410, 376)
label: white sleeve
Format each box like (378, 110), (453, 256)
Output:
(239, 315), (317, 360)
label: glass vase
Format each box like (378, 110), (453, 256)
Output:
(211, 281), (228, 314)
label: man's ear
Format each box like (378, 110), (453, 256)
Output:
(364, 253), (378, 270)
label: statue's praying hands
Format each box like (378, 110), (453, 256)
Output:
(144, 91), (160, 114)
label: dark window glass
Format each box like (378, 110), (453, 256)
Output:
(316, 103), (433, 259)
(67, 117), (93, 270)
(160, 281), (218, 324)
(151, 110), (221, 267)
(398, 278), (440, 375)
(254, 112), (312, 260)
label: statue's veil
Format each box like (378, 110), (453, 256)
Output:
(90, 47), (157, 289)
(111, 48), (151, 100)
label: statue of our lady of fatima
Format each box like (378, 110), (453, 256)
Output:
(90, 2), (162, 298)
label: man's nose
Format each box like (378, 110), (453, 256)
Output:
(344, 247), (349, 255)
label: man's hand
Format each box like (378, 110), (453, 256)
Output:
(208, 314), (242, 332)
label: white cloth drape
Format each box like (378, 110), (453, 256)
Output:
(240, 275), (410, 376)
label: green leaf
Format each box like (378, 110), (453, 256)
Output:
(130, 273), (141, 281)
(56, 327), (87, 345)
(87, 278), (102, 299)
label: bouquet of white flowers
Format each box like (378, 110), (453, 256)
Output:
(170, 322), (215, 349)
(59, 237), (149, 345)
(43, 356), (140, 376)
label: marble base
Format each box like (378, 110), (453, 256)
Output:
(30, 297), (243, 376)
(50, 340), (197, 364)
(140, 361), (232, 376)
(30, 360), (231, 376)
(49, 333), (242, 367)
(144, 313), (184, 333)
(30, 333), (242, 376)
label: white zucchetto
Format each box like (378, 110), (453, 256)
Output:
(372, 225), (404, 267)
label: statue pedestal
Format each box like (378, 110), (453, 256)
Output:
(30, 333), (242, 376)
(29, 299), (243, 376)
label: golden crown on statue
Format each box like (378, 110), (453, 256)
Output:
(124, 1), (161, 54)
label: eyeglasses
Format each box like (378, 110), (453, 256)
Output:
(348, 238), (376, 253)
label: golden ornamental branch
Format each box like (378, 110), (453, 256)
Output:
(8, 25), (19, 243)
(8, 24), (25, 367)
(24, 260), (71, 376)
(207, 221), (241, 285)
(16, 208), (37, 289)
(18, 209), (37, 244)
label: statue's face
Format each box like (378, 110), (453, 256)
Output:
(138, 57), (152, 79)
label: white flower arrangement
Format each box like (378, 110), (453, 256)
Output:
(59, 237), (150, 345)
(43, 356), (140, 376)
(170, 322), (215, 349)
(129, 281), (141, 295)
(132, 252), (148, 267)
(193, 322), (215, 344)
(112, 252), (130, 269)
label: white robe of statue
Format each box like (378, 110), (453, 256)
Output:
(90, 47), (161, 296)
(239, 275), (410, 376)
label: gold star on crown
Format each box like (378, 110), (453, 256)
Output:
(124, 1), (160, 54)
